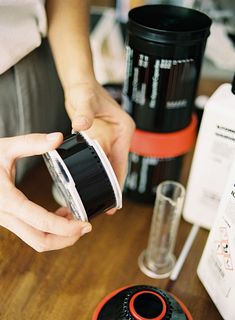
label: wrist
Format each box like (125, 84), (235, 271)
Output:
(63, 77), (99, 99)
(63, 74), (97, 91)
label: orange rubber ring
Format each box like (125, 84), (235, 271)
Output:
(129, 290), (167, 320)
(92, 286), (193, 320)
(130, 114), (197, 158)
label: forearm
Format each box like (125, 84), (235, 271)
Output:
(46, 0), (95, 89)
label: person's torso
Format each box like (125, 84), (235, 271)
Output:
(0, 0), (47, 74)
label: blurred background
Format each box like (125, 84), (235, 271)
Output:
(90, 0), (235, 82)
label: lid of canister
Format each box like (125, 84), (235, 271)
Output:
(92, 285), (193, 320)
(128, 5), (212, 45)
(130, 114), (197, 158)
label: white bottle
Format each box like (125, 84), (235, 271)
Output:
(197, 157), (235, 320)
(183, 80), (235, 229)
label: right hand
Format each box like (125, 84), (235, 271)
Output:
(0, 133), (92, 252)
(65, 80), (135, 190)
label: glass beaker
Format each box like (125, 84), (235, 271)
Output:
(138, 180), (185, 278)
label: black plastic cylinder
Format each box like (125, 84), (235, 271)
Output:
(122, 4), (211, 132)
(124, 151), (184, 204)
(93, 285), (192, 319)
(57, 134), (116, 218)
(123, 114), (197, 204)
(43, 132), (122, 221)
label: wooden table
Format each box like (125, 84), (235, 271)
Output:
(0, 78), (224, 319)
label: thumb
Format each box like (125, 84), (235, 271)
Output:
(6, 132), (63, 159)
(71, 101), (96, 131)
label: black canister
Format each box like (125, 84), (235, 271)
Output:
(124, 114), (197, 203)
(92, 285), (192, 319)
(122, 4), (211, 132)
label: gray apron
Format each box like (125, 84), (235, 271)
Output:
(0, 40), (71, 182)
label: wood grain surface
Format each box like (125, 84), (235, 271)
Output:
(0, 78), (224, 319)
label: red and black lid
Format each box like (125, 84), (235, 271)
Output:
(130, 114), (197, 158)
(92, 285), (192, 320)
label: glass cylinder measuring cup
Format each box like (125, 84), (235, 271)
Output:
(138, 180), (185, 278)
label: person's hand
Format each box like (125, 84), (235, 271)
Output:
(0, 133), (92, 252)
(64, 79), (135, 191)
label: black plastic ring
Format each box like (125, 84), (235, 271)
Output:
(43, 132), (122, 221)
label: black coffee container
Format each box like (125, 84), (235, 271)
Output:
(123, 5), (211, 132)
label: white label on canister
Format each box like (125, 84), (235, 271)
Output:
(124, 46), (195, 111)
(138, 157), (159, 193)
(160, 59), (172, 69)
(123, 45), (133, 95)
(166, 100), (187, 109)
(125, 153), (139, 190)
(150, 59), (160, 108)
(138, 54), (149, 68)
(132, 67), (139, 103)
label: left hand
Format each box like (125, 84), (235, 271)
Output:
(64, 79), (135, 191)
(0, 133), (92, 252)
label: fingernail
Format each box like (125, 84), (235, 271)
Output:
(106, 208), (116, 215)
(81, 223), (92, 236)
(47, 132), (61, 141)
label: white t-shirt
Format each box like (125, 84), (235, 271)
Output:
(0, 0), (47, 74)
